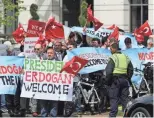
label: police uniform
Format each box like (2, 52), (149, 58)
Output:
(105, 51), (133, 117)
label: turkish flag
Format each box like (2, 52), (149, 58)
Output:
(45, 17), (65, 39)
(60, 56), (88, 76)
(12, 23), (26, 44)
(107, 24), (116, 30)
(86, 5), (103, 31)
(87, 5), (93, 22)
(27, 19), (46, 37)
(107, 27), (119, 41)
(36, 33), (46, 47)
(137, 21), (152, 36)
(134, 28), (144, 43)
(93, 18), (103, 31)
(135, 33), (144, 43)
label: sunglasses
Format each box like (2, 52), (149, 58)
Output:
(34, 48), (40, 51)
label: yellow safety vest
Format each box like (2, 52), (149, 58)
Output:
(110, 53), (130, 74)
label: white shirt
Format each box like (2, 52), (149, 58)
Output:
(18, 52), (25, 57)
(56, 52), (62, 61)
(63, 55), (69, 62)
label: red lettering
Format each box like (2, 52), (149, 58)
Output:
(52, 73), (58, 83)
(25, 71), (31, 81)
(150, 52), (154, 60)
(13, 65), (19, 74)
(1, 66), (7, 74)
(46, 73), (51, 82)
(39, 72), (45, 82)
(32, 72), (38, 82)
(7, 66), (13, 74)
(18, 67), (22, 74)
(32, 25), (38, 30)
(65, 74), (72, 84)
(138, 53), (145, 60)
(145, 53), (151, 60)
(58, 74), (66, 84)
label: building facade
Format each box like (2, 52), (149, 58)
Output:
(0, 0), (154, 34)
(94, 0), (154, 32)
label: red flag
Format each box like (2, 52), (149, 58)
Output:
(45, 17), (65, 39)
(87, 5), (93, 22)
(86, 5), (103, 31)
(12, 23), (26, 44)
(27, 19), (46, 37)
(107, 24), (116, 30)
(134, 28), (144, 43)
(36, 34), (46, 47)
(137, 21), (152, 36)
(107, 27), (119, 41)
(60, 56), (88, 76)
(93, 18), (103, 31)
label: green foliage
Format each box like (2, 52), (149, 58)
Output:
(30, 3), (39, 21)
(0, 0), (25, 26)
(78, 0), (90, 27)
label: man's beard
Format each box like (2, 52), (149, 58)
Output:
(48, 57), (54, 60)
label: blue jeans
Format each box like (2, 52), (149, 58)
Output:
(40, 100), (58, 117)
(1, 95), (6, 108)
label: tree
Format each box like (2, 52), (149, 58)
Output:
(0, 0), (25, 26)
(78, 0), (90, 27)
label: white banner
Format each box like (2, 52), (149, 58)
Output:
(20, 58), (74, 101)
(24, 37), (38, 57)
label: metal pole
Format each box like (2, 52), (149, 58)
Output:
(141, 0), (143, 25)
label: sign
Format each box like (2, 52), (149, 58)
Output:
(71, 26), (112, 39)
(71, 27), (138, 50)
(119, 34), (138, 50)
(122, 47), (154, 87)
(67, 47), (111, 74)
(24, 37), (38, 57)
(0, 56), (24, 94)
(27, 19), (46, 37)
(20, 59), (74, 101)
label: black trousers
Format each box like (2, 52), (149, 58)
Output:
(108, 77), (130, 117)
(57, 101), (64, 116)
(5, 79), (21, 112)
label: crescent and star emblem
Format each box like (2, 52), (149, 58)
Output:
(143, 27), (149, 34)
(69, 62), (81, 73)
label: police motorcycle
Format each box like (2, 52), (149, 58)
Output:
(131, 62), (153, 98)
(63, 71), (108, 116)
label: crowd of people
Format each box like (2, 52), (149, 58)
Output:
(0, 29), (153, 117)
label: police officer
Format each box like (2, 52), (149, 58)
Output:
(105, 38), (133, 117)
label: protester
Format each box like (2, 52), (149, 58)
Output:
(147, 38), (153, 49)
(3, 41), (15, 56)
(63, 42), (77, 62)
(53, 41), (66, 61)
(18, 45), (25, 56)
(91, 38), (101, 48)
(27, 43), (46, 117)
(0, 95), (8, 113)
(104, 38), (133, 117)
(40, 47), (58, 117)
(68, 32), (76, 44)
(3, 41), (20, 117)
(124, 37), (132, 49)
(101, 36), (108, 49)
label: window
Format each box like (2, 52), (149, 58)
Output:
(130, 0), (148, 32)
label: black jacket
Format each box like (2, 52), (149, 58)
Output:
(80, 34), (90, 47)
